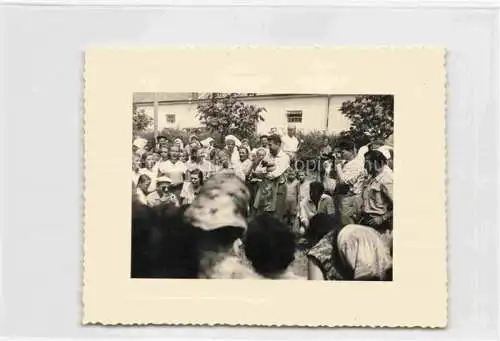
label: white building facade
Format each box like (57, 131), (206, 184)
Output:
(133, 93), (355, 134)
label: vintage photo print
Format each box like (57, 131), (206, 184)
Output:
(84, 47), (446, 327)
(131, 93), (394, 281)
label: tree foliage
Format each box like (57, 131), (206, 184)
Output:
(133, 104), (153, 133)
(339, 95), (394, 147)
(196, 93), (266, 143)
(296, 130), (338, 162)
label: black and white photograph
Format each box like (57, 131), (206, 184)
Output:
(131, 92), (394, 281)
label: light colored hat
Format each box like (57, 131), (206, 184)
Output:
(156, 176), (172, 184)
(184, 173), (250, 231)
(200, 137), (214, 147)
(224, 135), (242, 147)
(133, 137), (148, 149)
(357, 145), (370, 158)
(378, 146), (392, 160)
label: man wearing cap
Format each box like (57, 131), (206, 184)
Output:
(146, 176), (180, 208)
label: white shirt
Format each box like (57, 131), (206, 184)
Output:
(135, 188), (148, 206)
(158, 160), (186, 186)
(280, 134), (299, 153)
(266, 150), (290, 179)
(227, 148), (241, 167)
(240, 159), (253, 178)
(138, 166), (158, 193)
(186, 159), (215, 180)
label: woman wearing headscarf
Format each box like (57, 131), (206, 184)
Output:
(224, 135), (242, 168)
(183, 173), (260, 279)
(133, 137), (148, 157)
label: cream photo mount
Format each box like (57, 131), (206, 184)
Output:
(83, 46), (447, 327)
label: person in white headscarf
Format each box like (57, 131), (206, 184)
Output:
(133, 137), (148, 157)
(224, 135), (242, 168)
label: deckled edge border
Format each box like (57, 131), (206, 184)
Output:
(81, 46), (448, 328)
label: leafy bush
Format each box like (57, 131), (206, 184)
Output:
(339, 95), (394, 147)
(132, 106), (153, 133)
(197, 93), (266, 145)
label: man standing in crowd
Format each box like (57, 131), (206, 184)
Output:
(253, 134), (290, 221)
(279, 124), (300, 162)
(333, 139), (366, 226)
(359, 150), (393, 250)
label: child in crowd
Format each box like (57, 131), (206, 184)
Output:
(180, 150), (190, 163)
(244, 213), (304, 279)
(284, 168), (300, 234)
(297, 169), (311, 204)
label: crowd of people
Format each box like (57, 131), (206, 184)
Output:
(131, 124), (394, 281)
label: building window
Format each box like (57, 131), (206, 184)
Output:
(166, 114), (176, 124)
(286, 110), (303, 123)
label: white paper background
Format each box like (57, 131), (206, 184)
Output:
(0, 1), (498, 339)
